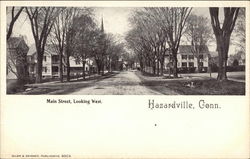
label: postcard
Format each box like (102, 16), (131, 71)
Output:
(1, 1), (249, 158)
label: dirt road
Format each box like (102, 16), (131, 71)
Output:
(70, 71), (162, 95)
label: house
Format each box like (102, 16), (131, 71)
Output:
(27, 44), (97, 79)
(164, 45), (209, 73)
(69, 57), (97, 76)
(27, 44), (65, 78)
(7, 37), (29, 80)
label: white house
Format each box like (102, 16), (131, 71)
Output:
(27, 44), (97, 78)
(27, 44), (63, 78)
(164, 45), (209, 72)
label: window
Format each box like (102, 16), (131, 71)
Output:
(52, 55), (59, 63)
(43, 56), (47, 62)
(30, 66), (34, 72)
(188, 55), (194, 59)
(181, 55), (187, 60)
(189, 62), (194, 67)
(199, 54), (204, 59)
(199, 62), (204, 67)
(52, 66), (59, 72)
(182, 62), (187, 67)
(75, 61), (80, 65)
(42, 67), (47, 73)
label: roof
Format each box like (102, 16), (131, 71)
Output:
(27, 44), (59, 56)
(7, 37), (28, 49)
(69, 57), (96, 68)
(178, 45), (209, 54)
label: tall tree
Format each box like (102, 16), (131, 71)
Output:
(185, 14), (212, 72)
(127, 8), (191, 77)
(209, 7), (239, 81)
(50, 7), (67, 82)
(50, 7), (92, 82)
(6, 7), (24, 40)
(126, 28), (147, 72)
(26, 7), (60, 83)
(72, 14), (96, 80)
(233, 8), (245, 52)
(50, 7), (84, 82)
(145, 7), (192, 77)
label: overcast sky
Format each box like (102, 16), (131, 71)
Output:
(9, 7), (237, 54)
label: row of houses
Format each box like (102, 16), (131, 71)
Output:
(26, 44), (98, 79)
(7, 37), (96, 80)
(7, 36), (125, 80)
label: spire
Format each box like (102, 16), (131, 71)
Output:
(101, 16), (104, 33)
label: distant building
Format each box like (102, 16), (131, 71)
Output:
(69, 57), (97, 76)
(7, 37), (29, 80)
(164, 45), (210, 73)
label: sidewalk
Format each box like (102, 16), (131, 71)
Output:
(25, 72), (112, 87)
(20, 72), (118, 95)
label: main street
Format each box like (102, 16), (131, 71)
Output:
(70, 71), (162, 95)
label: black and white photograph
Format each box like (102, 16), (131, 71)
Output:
(6, 6), (246, 95)
(1, 1), (249, 159)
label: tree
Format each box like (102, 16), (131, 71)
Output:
(7, 37), (29, 84)
(6, 7), (24, 40)
(50, 7), (84, 82)
(128, 8), (168, 74)
(50, 7), (92, 82)
(185, 14), (212, 72)
(105, 35), (126, 72)
(50, 7), (68, 82)
(72, 14), (96, 80)
(26, 7), (60, 83)
(144, 7), (192, 77)
(233, 8), (245, 52)
(126, 27), (147, 72)
(209, 7), (240, 81)
(104, 34), (117, 72)
(127, 8), (191, 77)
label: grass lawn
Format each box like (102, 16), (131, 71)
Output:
(163, 79), (245, 95)
(137, 72), (245, 95)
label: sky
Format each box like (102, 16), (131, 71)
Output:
(9, 7), (239, 55)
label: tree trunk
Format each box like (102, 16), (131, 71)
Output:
(96, 59), (101, 75)
(36, 51), (43, 83)
(216, 34), (230, 81)
(82, 61), (86, 80)
(110, 58), (112, 72)
(197, 56), (201, 73)
(160, 60), (164, 76)
(172, 52), (178, 78)
(59, 50), (63, 82)
(65, 34), (71, 82)
(153, 64), (156, 75)
(156, 60), (160, 76)
(66, 53), (70, 82)
(101, 59), (105, 75)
